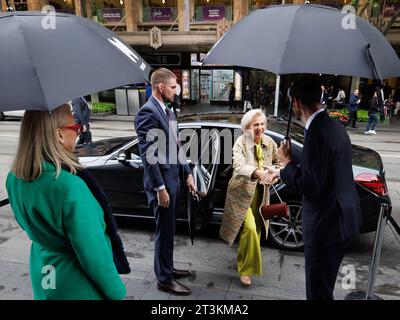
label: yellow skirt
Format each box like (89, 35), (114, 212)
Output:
(237, 184), (263, 276)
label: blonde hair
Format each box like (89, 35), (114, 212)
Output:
(12, 104), (83, 181)
(241, 109), (267, 132)
(150, 68), (177, 89)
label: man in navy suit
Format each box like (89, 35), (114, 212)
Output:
(269, 75), (362, 300)
(134, 68), (196, 296)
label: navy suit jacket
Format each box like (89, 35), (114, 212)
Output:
(281, 111), (362, 247)
(134, 96), (191, 193)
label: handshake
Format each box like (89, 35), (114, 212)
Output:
(254, 166), (281, 186)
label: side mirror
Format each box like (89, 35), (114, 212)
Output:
(117, 153), (127, 163)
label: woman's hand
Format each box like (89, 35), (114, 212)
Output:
(254, 169), (272, 185)
(266, 166), (281, 185)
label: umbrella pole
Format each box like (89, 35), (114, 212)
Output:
(366, 44), (385, 114)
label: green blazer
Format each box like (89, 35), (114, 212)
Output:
(6, 162), (126, 300)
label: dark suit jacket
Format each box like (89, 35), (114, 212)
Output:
(281, 111), (362, 247)
(134, 96), (191, 193)
(72, 97), (90, 126)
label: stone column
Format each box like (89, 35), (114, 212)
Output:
(177, 0), (184, 31)
(74, 0), (82, 16)
(85, 0), (91, 18)
(125, 0), (139, 32)
(27, 0), (41, 11)
(233, 0), (248, 23)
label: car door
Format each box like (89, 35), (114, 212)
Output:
(181, 126), (221, 239)
(100, 140), (150, 217)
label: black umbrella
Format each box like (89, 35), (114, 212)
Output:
(0, 9), (151, 112)
(203, 4), (400, 137)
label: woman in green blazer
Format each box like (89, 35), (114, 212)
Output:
(6, 104), (126, 300)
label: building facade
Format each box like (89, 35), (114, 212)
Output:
(2, 0), (400, 106)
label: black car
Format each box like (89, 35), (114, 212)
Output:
(76, 113), (391, 250)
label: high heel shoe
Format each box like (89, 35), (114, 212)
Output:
(240, 275), (252, 286)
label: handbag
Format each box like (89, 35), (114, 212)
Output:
(261, 182), (290, 220)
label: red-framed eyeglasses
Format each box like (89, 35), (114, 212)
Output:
(61, 124), (82, 135)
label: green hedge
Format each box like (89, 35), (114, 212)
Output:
(91, 102), (116, 114)
(334, 108), (369, 122)
(331, 108), (389, 124)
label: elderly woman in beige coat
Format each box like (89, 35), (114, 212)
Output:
(220, 109), (281, 286)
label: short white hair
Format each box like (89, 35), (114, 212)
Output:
(241, 109), (267, 132)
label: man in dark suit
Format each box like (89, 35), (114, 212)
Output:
(134, 68), (196, 296)
(71, 96), (92, 145)
(268, 75), (362, 300)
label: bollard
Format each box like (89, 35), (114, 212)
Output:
(345, 200), (390, 300)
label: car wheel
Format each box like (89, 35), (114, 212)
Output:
(268, 200), (304, 251)
(0, 112), (5, 121)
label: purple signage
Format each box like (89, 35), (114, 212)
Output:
(102, 8), (122, 23)
(151, 7), (173, 22)
(203, 6), (225, 21)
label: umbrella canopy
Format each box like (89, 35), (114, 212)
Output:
(0, 11), (151, 112)
(203, 4), (400, 80)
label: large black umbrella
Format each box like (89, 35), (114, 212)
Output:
(204, 3), (399, 300)
(203, 4), (400, 136)
(0, 10), (151, 111)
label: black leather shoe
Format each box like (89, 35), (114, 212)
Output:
(157, 280), (191, 296)
(173, 268), (194, 279)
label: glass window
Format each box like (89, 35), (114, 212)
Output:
(212, 70), (234, 101)
(142, 0), (178, 22)
(191, 69), (200, 101)
(13, 0), (28, 11)
(49, 0), (75, 13)
(249, 0), (291, 12)
(194, 0), (233, 22)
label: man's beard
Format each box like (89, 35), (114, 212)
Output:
(162, 94), (172, 104)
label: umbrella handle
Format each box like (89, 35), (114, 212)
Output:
(285, 97), (293, 140)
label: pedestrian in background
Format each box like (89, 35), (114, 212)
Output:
(71, 96), (92, 145)
(6, 104), (126, 300)
(220, 109), (281, 287)
(243, 85), (253, 112)
(348, 89), (361, 128)
(145, 81), (152, 101)
(334, 88), (346, 109)
(320, 85), (328, 109)
(229, 83), (236, 111)
(365, 92), (380, 135)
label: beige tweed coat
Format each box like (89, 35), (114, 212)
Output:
(219, 133), (281, 246)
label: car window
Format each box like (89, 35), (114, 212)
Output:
(125, 142), (141, 160)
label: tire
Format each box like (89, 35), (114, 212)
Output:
(0, 112), (5, 121)
(268, 200), (304, 251)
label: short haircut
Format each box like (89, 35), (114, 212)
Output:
(150, 68), (177, 89)
(241, 109), (267, 132)
(293, 75), (322, 108)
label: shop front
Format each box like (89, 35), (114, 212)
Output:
(139, 51), (243, 105)
(194, 0), (233, 22)
(142, 0), (178, 23)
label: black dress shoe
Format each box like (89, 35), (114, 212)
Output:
(157, 280), (191, 296)
(173, 268), (194, 279)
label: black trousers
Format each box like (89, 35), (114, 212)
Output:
(348, 111), (358, 127)
(304, 239), (351, 300)
(147, 187), (178, 284)
(77, 124), (92, 144)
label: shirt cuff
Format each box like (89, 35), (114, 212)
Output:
(154, 185), (166, 192)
